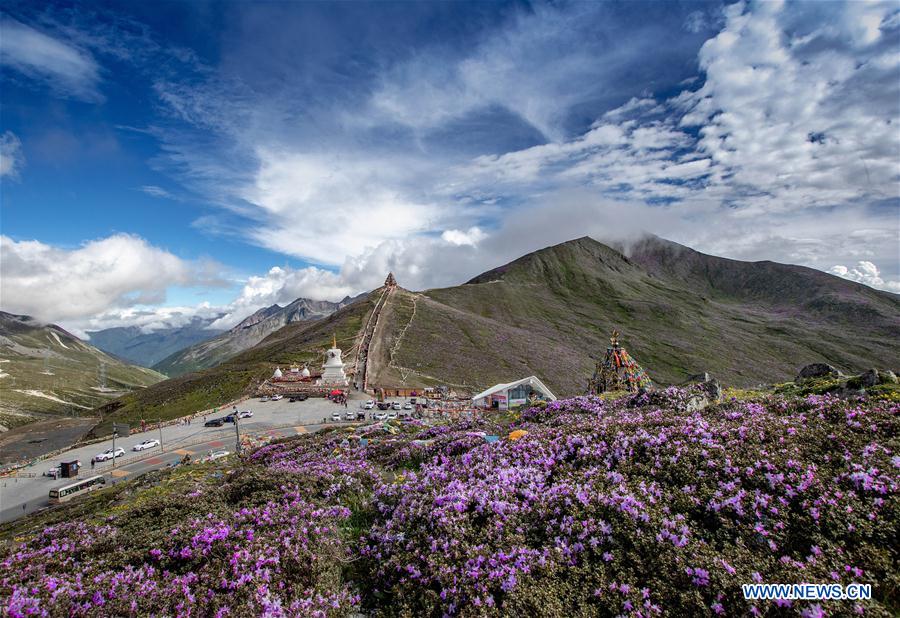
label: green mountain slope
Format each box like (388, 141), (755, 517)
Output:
(368, 236), (899, 394)
(0, 312), (166, 431)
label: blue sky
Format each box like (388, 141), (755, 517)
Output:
(1, 0), (898, 335)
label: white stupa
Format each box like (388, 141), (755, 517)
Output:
(319, 335), (348, 385)
(301, 364), (311, 378)
(273, 367), (283, 379)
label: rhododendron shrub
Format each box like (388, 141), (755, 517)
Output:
(2, 391), (897, 617)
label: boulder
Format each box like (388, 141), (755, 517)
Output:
(699, 378), (723, 402)
(686, 372), (711, 384)
(857, 369), (880, 388)
(879, 370), (898, 384)
(796, 363), (843, 381)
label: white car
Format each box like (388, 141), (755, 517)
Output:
(260, 396), (270, 402)
(403, 402), (413, 410)
(204, 450), (230, 462)
(95, 448), (125, 462)
(391, 401), (402, 410)
(330, 412), (342, 422)
(373, 411), (387, 421)
(344, 410), (356, 421)
(237, 410), (253, 419)
(387, 411), (398, 420)
(271, 394), (283, 401)
(363, 400), (375, 410)
(132, 439), (160, 452)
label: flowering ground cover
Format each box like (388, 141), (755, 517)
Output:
(2, 388), (898, 617)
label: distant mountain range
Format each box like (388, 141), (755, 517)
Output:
(152, 296), (360, 377)
(96, 235), (900, 429)
(0, 312), (165, 431)
(86, 316), (225, 368)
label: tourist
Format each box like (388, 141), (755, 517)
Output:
(90, 458), (95, 470)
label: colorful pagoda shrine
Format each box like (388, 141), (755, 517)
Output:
(385, 272), (397, 288)
(587, 330), (653, 394)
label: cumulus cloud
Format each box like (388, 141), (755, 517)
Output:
(238, 150), (444, 265)
(0, 16), (103, 101)
(0, 131), (25, 179)
(441, 227), (487, 247)
(829, 261), (900, 292)
(0, 234), (224, 327)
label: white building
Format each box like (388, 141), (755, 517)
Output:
(471, 376), (556, 410)
(318, 335), (348, 386)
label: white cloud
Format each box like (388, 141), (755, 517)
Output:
(79, 304), (225, 338)
(239, 150), (442, 265)
(139, 185), (175, 200)
(829, 261), (900, 292)
(0, 234), (223, 327)
(441, 227), (487, 247)
(0, 16), (103, 101)
(0, 131), (25, 179)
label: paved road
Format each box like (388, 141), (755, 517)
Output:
(0, 395), (383, 524)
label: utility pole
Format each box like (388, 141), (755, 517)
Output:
(111, 430), (117, 472)
(233, 406), (241, 455)
(158, 419), (164, 451)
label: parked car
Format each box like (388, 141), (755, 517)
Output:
(206, 450), (230, 461)
(387, 411), (398, 420)
(356, 411), (366, 420)
(377, 402), (391, 410)
(363, 400), (375, 410)
(391, 401), (402, 410)
(94, 448), (125, 462)
(204, 418), (225, 427)
(271, 394), (283, 401)
(237, 410), (253, 419)
(403, 402), (413, 410)
(373, 411), (387, 421)
(259, 396), (270, 402)
(224, 414), (236, 423)
(132, 439), (160, 452)
(330, 412), (342, 422)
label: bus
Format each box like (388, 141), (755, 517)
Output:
(49, 475), (106, 504)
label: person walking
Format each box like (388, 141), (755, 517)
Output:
(90, 458), (95, 470)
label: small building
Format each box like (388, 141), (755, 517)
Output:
(472, 376), (556, 410)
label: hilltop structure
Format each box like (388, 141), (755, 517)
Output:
(384, 272), (397, 288)
(587, 330), (652, 394)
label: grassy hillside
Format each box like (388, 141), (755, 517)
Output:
(375, 237), (899, 395)
(0, 312), (165, 431)
(93, 295), (375, 432)
(3, 390), (897, 616)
